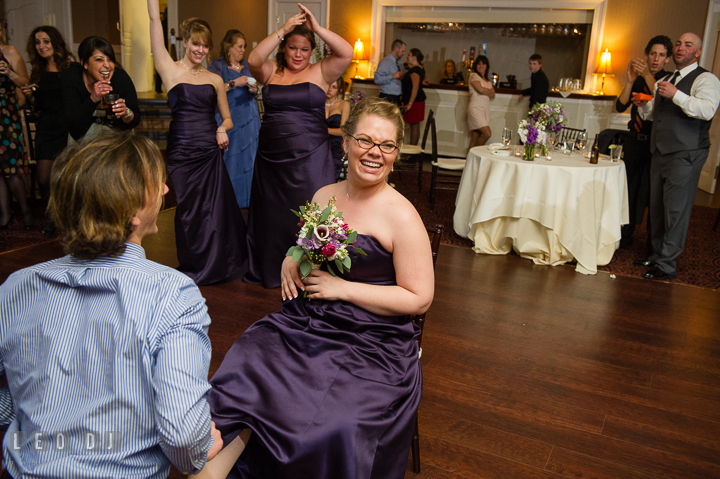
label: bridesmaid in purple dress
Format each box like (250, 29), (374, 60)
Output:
(200, 97), (435, 479)
(243, 4), (353, 289)
(148, 0), (246, 285)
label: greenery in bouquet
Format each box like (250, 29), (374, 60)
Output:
(286, 197), (367, 279)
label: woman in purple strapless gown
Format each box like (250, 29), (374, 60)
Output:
(200, 98), (436, 479)
(149, 2), (246, 285)
(243, 7), (353, 289)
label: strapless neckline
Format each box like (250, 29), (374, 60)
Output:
(168, 83), (215, 94)
(265, 82), (325, 94)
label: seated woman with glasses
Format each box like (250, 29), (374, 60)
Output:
(200, 97), (435, 479)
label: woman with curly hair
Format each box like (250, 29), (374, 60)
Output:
(20, 26), (75, 235)
(243, 3), (352, 289)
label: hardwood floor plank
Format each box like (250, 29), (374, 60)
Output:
(602, 415), (720, 467)
(417, 408), (553, 469)
(420, 381), (720, 479)
(420, 437), (564, 479)
(404, 462), (473, 479)
(545, 447), (669, 479)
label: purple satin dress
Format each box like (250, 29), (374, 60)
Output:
(244, 83), (335, 289)
(208, 235), (422, 479)
(165, 83), (247, 285)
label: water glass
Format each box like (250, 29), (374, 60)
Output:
(610, 145), (623, 162)
(563, 140), (574, 156)
(575, 132), (587, 153)
(502, 128), (513, 146)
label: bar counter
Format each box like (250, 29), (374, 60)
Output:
(350, 78), (621, 158)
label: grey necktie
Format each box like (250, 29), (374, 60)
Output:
(668, 71), (681, 85)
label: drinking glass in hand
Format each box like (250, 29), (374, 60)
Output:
(502, 128), (512, 146)
(103, 93), (119, 118)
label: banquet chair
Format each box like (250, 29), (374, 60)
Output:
(410, 223), (444, 474)
(557, 126), (586, 145)
(394, 110), (434, 192)
(428, 118), (466, 210)
(597, 129), (628, 155)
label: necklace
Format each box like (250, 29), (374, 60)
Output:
(325, 100), (337, 107)
(180, 59), (203, 75)
(230, 63), (241, 70)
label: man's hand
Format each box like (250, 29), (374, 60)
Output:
(392, 71), (404, 80)
(656, 80), (677, 99)
(206, 421), (223, 462)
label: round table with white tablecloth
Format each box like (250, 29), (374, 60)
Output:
(453, 146), (629, 274)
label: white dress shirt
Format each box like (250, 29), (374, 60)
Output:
(640, 62), (720, 121)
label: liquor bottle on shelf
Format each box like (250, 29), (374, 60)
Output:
(589, 133), (600, 164)
(460, 49), (467, 83)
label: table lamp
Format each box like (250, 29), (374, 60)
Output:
(352, 39), (367, 79)
(594, 48), (613, 95)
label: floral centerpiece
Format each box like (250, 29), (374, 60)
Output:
(286, 197), (366, 279)
(517, 102), (567, 160)
(349, 91), (366, 105)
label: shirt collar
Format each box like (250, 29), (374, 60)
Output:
(69, 242), (147, 265)
(123, 242), (147, 260)
(674, 62), (699, 80)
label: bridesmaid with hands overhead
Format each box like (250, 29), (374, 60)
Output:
(148, 0), (247, 285)
(244, 3), (353, 289)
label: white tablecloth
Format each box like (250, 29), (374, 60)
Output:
(453, 146), (629, 274)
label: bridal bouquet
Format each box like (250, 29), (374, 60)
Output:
(286, 197), (366, 278)
(517, 102), (567, 159)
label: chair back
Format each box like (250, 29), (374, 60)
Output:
(597, 128), (628, 155)
(413, 224), (443, 350)
(558, 126), (586, 144)
(420, 110), (435, 150)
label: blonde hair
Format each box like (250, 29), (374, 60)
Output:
(48, 131), (167, 260)
(341, 97), (405, 146)
(180, 17), (213, 50)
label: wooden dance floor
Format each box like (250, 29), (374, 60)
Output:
(1, 208), (719, 479)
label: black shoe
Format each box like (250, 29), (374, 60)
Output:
(42, 220), (56, 236)
(22, 211), (35, 230)
(0, 215), (12, 230)
(642, 267), (675, 281)
(633, 259), (654, 267)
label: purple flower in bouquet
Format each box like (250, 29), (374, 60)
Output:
(349, 92), (365, 105)
(526, 125), (539, 144)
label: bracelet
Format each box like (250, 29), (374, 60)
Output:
(275, 30), (283, 41)
(216, 128), (226, 134)
(124, 107), (133, 119)
(228, 80), (235, 89)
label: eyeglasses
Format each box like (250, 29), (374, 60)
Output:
(348, 134), (398, 154)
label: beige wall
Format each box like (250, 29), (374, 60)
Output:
(178, 0), (267, 61)
(600, 0), (710, 95)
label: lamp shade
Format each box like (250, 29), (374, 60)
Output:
(352, 39), (367, 62)
(594, 49), (613, 76)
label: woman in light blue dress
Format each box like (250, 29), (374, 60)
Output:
(208, 30), (261, 208)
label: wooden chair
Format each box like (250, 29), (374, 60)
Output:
(394, 110), (434, 192)
(557, 126), (587, 145)
(410, 223), (444, 474)
(428, 118), (466, 210)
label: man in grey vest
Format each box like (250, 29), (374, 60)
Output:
(635, 32), (720, 280)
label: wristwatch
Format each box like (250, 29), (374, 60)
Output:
(124, 107), (133, 119)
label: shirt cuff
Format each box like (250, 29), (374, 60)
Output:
(672, 89), (690, 108)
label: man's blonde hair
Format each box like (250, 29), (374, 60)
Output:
(48, 132), (166, 260)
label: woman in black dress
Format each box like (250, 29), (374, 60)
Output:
(20, 26), (74, 235)
(60, 36), (141, 142)
(325, 77), (350, 180)
(401, 48), (426, 145)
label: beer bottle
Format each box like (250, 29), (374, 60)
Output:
(589, 133), (600, 164)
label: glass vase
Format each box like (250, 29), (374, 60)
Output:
(523, 144), (535, 161)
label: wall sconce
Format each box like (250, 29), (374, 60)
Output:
(352, 39), (368, 79)
(594, 48), (613, 94)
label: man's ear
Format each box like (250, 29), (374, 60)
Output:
(129, 215), (141, 228)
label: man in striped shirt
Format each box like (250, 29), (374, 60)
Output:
(0, 132), (222, 478)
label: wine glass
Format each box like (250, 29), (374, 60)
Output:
(502, 128), (513, 146)
(575, 132), (587, 154)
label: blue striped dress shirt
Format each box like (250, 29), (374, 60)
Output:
(0, 243), (214, 478)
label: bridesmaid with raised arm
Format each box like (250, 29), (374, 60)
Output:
(244, 3), (353, 289)
(148, 0), (246, 285)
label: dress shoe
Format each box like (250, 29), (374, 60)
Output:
(42, 220), (56, 236)
(633, 259), (654, 267)
(22, 211), (35, 230)
(642, 267), (675, 281)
